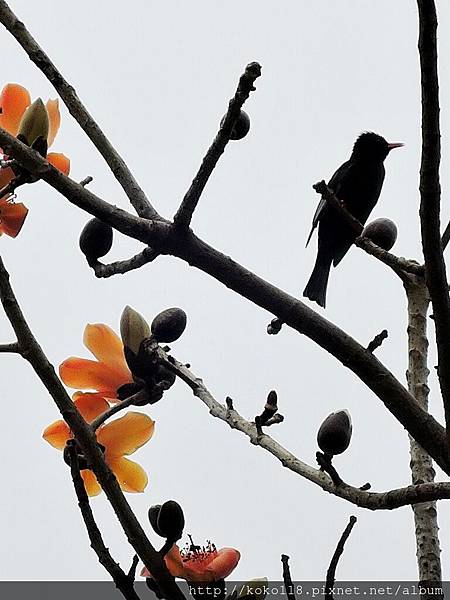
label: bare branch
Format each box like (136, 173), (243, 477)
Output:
(281, 555), (296, 600)
(366, 329), (388, 353)
(0, 342), (20, 353)
(67, 442), (141, 600)
(173, 62), (261, 229)
(92, 247), (159, 279)
(160, 351), (450, 509)
(79, 175), (93, 187)
(91, 390), (148, 431)
(417, 0), (450, 440)
(325, 516), (357, 600)
(0, 256), (185, 600)
(0, 0), (158, 220)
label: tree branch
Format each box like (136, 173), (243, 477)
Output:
(0, 256), (185, 600)
(92, 247), (159, 279)
(0, 126), (448, 473)
(281, 555), (296, 600)
(0, 342), (20, 353)
(91, 390), (148, 431)
(159, 351), (450, 509)
(173, 62), (261, 229)
(325, 516), (357, 600)
(0, 0), (158, 220)
(67, 442), (141, 600)
(417, 0), (450, 439)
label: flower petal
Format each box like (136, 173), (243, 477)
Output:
(99, 412), (154, 457)
(42, 419), (71, 449)
(83, 324), (130, 378)
(46, 99), (60, 147)
(0, 83), (31, 135)
(81, 469), (102, 497)
(74, 392), (110, 423)
(47, 152), (70, 175)
(0, 166), (14, 191)
(206, 548), (240, 581)
(59, 357), (128, 396)
(0, 200), (28, 237)
(141, 544), (186, 579)
(108, 456), (148, 492)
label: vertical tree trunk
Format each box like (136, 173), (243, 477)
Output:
(405, 276), (442, 587)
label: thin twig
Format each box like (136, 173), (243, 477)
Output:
(128, 555), (139, 580)
(325, 516), (357, 600)
(281, 555), (296, 600)
(173, 62), (261, 229)
(367, 330), (388, 353)
(91, 390), (148, 431)
(0, 256), (185, 600)
(157, 350), (450, 510)
(0, 342), (20, 353)
(67, 442), (141, 600)
(92, 247), (159, 279)
(0, 0), (158, 220)
(417, 0), (450, 445)
(79, 175), (93, 187)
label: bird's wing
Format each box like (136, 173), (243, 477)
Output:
(305, 160), (353, 247)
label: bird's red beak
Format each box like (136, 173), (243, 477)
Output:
(387, 142), (404, 150)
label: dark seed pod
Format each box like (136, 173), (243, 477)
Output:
(157, 500), (185, 541)
(79, 218), (113, 264)
(317, 410), (352, 456)
(362, 218), (398, 252)
(151, 308), (187, 343)
(148, 504), (163, 536)
(221, 110), (251, 141)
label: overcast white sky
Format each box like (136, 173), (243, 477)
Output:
(1, 0), (450, 583)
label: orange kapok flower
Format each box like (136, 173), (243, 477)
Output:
(60, 323), (133, 401)
(141, 540), (240, 583)
(43, 391), (154, 496)
(0, 83), (70, 237)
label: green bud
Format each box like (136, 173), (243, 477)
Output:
(17, 98), (49, 146)
(120, 306), (151, 355)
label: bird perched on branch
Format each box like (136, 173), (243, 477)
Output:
(303, 132), (403, 308)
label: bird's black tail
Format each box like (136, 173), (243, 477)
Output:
(303, 253), (332, 308)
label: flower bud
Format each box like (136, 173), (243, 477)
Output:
(151, 308), (187, 343)
(120, 306), (151, 356)
(17, 98), (49, 147)
(157, 500), (185, 541)
(362, 218), (397, 251)
(317, 410), (352, 456)
(79, 218), (113, 264)
(221, 110), (251, 141)
(148, 504), (164, 536)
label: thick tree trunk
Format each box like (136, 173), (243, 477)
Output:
(405, 276), (442, 587)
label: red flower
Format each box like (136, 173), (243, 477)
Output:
(141, 542), (240, 582)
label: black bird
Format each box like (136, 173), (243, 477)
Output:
(303, 132), (403, 308)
